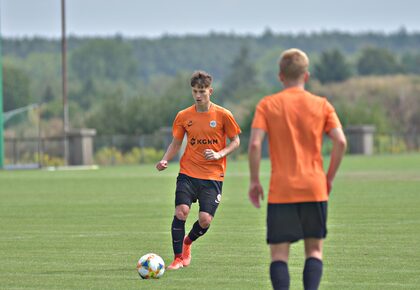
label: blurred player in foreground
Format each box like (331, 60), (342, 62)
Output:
(248, 48), (347, 290)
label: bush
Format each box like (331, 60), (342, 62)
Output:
(123, 147), (142, 164)
(94, 146), (164, 165)
(94, 147), (125, 165)
(5, 152), (65, 167)
(41, 154), (65, 167)
(140, 147), (164, 164)
(375, 134), (407, 154)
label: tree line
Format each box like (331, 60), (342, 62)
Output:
(3, 30), (420, 140)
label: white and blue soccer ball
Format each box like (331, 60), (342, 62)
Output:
(136, 253), (165, 279)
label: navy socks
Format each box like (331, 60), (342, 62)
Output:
(303, 257), (323, 290)
(270, 261), (290, 290)
(171, 216), (185, 256)
(187, 220), (209, 242)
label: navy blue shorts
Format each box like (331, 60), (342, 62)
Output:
(175, 173), (223, 217)
(266, 202), (328, 244)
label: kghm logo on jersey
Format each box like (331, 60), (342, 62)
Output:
(210, 120), (217, 128)
(190, 137), (218, 145)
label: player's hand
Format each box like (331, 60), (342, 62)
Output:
(248, 181), (264, 208)
(326, 177), (333, 195)
(156, 160), (168, 171)
(203, 149), (222, 160)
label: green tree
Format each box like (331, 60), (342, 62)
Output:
(357, 47), (403, 76)
(132, 71), (196, 134)
(86, 94), (126, 135)
(76, 78), (97, 109)
(40, 85), (58, 119)
(124, 96), (162, 135)
(158, 71), (194, 120)
(401, 52), (420, 74)
(70, 39), (138, 81)
(314, 49), (352, 83)
(22, 53), (61, 104)
(334, 100), (390, 133)
(219, 46), (260, 104)
(3, 63), (31, 111)
(256, 48), (283, 89)
(42, 86), (55, 103)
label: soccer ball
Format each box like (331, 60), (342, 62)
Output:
(136, 253), (165, 279)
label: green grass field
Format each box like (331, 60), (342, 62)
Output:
(1, 154), (420, 290)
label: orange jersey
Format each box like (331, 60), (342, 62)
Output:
(173, 103), (241, 181)
(252, 87), (342, 204)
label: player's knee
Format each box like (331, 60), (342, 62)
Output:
(175, 211), (188, 220)
(175, 206), (189, 220)
(306, 249), (322, 260)
(198, 214), (212, 228)
(304, 240), (323, 260)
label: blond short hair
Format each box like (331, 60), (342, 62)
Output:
(279, 48), (309, 80)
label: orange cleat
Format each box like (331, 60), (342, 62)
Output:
(166, 257), (184, 270)
(182, 237), (192, 266)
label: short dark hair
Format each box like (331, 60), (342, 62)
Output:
(190, 70), (213, 88)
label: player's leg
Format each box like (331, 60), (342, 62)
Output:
(300, 202), (328, 290)
(185, 178), (221, 244)
(270, 243), (291, 290)
(168, 174), (195, 270)
(167, 204), (190, 270)
(267, 203), (303, 290)
(184, 211), (213, 244)
(172, 204), (190, 256)
(182, 178), (222, 266)
(304, 238), (323, 260)
(303, 238), (323, 290)
(182, 211), (212, 266)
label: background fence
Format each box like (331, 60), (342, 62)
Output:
(4, 131), (420, 168)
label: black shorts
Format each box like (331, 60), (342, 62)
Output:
(175, 173), (223, 217)
(266, 202), (328, 244)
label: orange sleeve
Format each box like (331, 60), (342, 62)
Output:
(251, 100), (268, 131)
(224, 110), (242, 138)
(324, 101), (342, 133)
(172, 112), (185, 140)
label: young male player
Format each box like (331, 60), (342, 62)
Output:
(248, 49), (347, 290)
(156, 70), (241, 270)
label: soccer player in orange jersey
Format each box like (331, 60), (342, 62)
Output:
(156, 70), (241, 270)
(248, 49), (347, 290)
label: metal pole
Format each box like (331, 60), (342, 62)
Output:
(37, 104), (42, 168)
(61, 0), (69, 165)
(0, 0), (4, 169)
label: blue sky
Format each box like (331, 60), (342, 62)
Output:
(2, 0), (420, 37)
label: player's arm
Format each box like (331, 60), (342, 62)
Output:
(156, 137), (183, 171)
(326, 127), (347, 194)
(203, 135), (240, 160)
(248, 128), (265, 208)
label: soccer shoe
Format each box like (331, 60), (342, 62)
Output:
(181, 237), (192, 266)
(166, 257), (184, 270)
